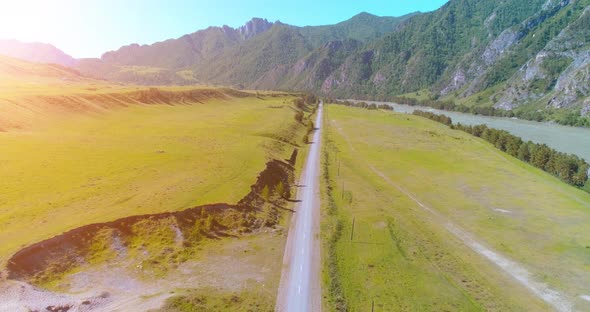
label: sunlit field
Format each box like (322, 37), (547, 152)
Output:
(0, 87), (301, 265)
(322, 104), (590, 311)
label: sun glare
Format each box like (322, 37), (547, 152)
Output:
(0, 1), (83, 48)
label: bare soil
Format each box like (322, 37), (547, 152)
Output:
(0, 232), (286, 312)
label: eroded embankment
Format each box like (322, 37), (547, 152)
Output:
(5, 153), (298, 286)
(0, 87), (255, 131)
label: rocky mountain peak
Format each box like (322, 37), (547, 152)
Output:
(239, 18), (274, 40)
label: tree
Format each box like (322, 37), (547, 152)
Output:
(190, 220), (203, 241)
(517, 142), (532, 162)
(295, 111), (304, 123)
(554, 155), (576, 182)
(303, 133), (309, 144)
(471, 125), (488, 137)
(261, 185), (270, 201)
(275, 181), (285, 199)
(204, 214), (214, 232)
(294, 98), (305, 110)
(572, 163), (589, 187)
(530, 144), (551, 169)
(505, 136), (522, 157)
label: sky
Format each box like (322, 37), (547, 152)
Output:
(0, 0), (448, 58)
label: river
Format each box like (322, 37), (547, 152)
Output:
(353, 100), (590, 162)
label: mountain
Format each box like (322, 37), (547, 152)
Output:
(0, 39), (76, 67)
(75, 18), (274, 85)
(100, 18), (274, 69)
(321, 0), (590, 123)
(76, 1), (590, 122)
(77, 13), (414, 85)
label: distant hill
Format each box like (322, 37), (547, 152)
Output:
(0, 55), (84, 82)
(0, 39), (76, 67)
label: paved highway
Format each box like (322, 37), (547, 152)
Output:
(276, 102), (323, 312)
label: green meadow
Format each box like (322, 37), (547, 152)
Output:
(0, 92), (303, 265)
(321, 104), (590, 311)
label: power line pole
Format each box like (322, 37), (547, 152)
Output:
(350, 217), (355, 241)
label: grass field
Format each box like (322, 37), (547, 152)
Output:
(321, 104), (590, 311)
(0, 88), (305, 266)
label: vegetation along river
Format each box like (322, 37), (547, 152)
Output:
(356, 100), (590, 163)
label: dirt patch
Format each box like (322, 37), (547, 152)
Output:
(0, 232), (284, 312)
(374, 221), (387, 229)
(492, 208), (513, 214)
(0, 279), (113, 312)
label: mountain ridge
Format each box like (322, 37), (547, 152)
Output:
(1, 1), (589, 123)
(0, 39), (76, 67)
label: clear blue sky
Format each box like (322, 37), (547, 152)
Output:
(0, 0), (448, 58)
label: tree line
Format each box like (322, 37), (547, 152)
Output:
(333, 100), (394, 111)
(295, 93), (320, 144)
(413, 110), (590, 189)
(412, 110), (452, 126)
(390, 96), (590, 127)
(331, 94), (590, 128)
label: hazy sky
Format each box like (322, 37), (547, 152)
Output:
(0, 0), (448, 58)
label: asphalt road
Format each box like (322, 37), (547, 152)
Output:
(276, 102), (323, 312)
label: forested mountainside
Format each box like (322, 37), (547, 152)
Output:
(317, 0), (590, 125)
(4, 0), (586, 122)
(75, 13), (413, 86)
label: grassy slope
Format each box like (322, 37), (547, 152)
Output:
(0, 91), (302, 265)
(322, 105), (590, 311)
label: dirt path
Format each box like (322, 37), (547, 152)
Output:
(276, 103), (323, 312)
(370, 166), (573, 312)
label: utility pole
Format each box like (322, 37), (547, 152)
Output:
(350, 217), (355, 241)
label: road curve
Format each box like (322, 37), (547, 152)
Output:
(276, 102), (323, 312)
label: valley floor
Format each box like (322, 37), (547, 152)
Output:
(321, 104), (590, 311)
(0, 87), (315, 311)
(0, 90), (299, 264)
